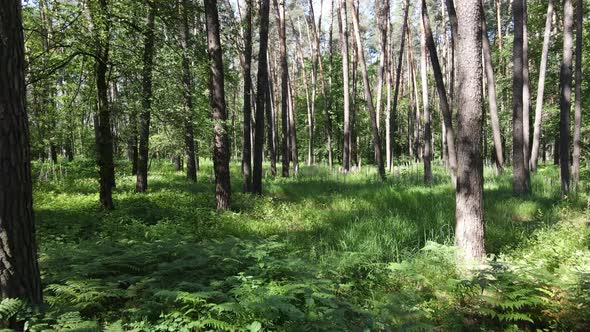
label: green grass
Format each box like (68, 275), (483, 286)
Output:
(9, 159), (589, 331)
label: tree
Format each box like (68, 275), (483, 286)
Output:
(559, 0), (574, 195)
(454, 0), (485, 261)
(253, 0), (270, 195)
(572, 0), (583, 186)
(136, 4), (156, 193)
(179, 0), (197, 183)
(339, 0), (351, 172)
(347, 0), (385, 181)
(419, 2), (432, 184)
(242, 0), (253, 192)
(0, 0), (43, 328)
(91, 0), (115, 209)
(512, 0), (528, 195)
(273, 0), (290, 177)
(530, 0), (554, 171)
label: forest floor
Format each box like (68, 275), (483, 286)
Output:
(22, 159), (590, 331)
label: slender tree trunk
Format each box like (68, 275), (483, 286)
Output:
(530, 0), (554, 171)
(339, 0), (351, 172)
(495, 0), (503, 49)
(375, 0), (390, 133)
(348, 0), (385, 181)
(481, 2), (504, 170)
(422, 0), (458, 179)
(293, 19), (313, 167)
(522, 0), (531, 183)
(288, 68), (299, 173)
(0, 3), (43, 329)
(267, 52), (278, 176)
(180, 0), (197, 183)
(572, 0), (583, 186)
(273, 0), (290, 177)
(241, 0), (253, 192)
(304, 18), (316, 165)
(136, 4), (156, 193)
(420, 2), (432, 184)
(454, 0), (485, 262)
(512, 0), (528, 195)
(560, 0), (574, 195)
(445, 0), (458, 109)
(253, 0), (270, 194)
(205, 0), (231, 210)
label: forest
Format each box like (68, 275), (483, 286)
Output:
(1, 0), (589, 330)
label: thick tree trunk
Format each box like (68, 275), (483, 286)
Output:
(180, 0), (197, 183)
(136, 4), (156, 193)
(560, 0), (574, 195)
(420, 2), (432, 184)
(522, 0), (531, 183)
(339, 0), (351, 172)
(348, 0), (385, 181)
(530, 0), (554, 171)
(572, 0), (583, 186)
(454, 0), (485, 262)
(481, 2), (504, 170)
(253, 0), (270, 194)
(512, 0), (528, 195)
(274, 0), (290, 177)
(422, 0), (458, 179)
(242, 0), (253, 192)
(205, 0), (231, 210)
(0, 3), (43, 328)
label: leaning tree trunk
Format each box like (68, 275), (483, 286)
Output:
(339, 0), (351, 172)
(530, 0), (554, 172)
(136, 4), (156, 193)
(512, 0), (528, 195)
(572, 0), (583, 186)
(92, 0), (115, 210)
(481, 1), (504, 170)
(419, 3), (432, 184)
(180, 0), (197, 183)
(348, 0), (385, 181)
(0, 3), (43, 329)
(205, 0), (231, 210)
(559, 0), (574, 195)
(253, 0), (270, 194)
(454, 0), (486, 262)
(241, 0), (253, 192)
(422, 0), (458, 180)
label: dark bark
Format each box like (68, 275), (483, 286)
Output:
(454, 0), (485, 261)
(136, 4), (156, 193)
(242, 0), (253, 192)
(572, 0), (583, 185)
(560, 0), (574, 195)
(0, 2), (43, 329)
(180, 0), (197, 183)
(339, 0), (351, 172)
(253, 0), (270, 194)
(419, 1), (432, 184)
(266, 55), (278, 177)
(512, 0), (528, 195)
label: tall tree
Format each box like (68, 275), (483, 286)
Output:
(530, 0), (554, 171)
(274, 0), (290, 177)
(454, 0), (485, 261)
(572, 0), (583, 186)
(241, 0), (253, 192)
(481, 1), (504, 170)
(348, 0), (385, 181)
(419, 4), (432, 184)
(253, 0), (270, 194)
(136, 4), (156, 193)
(512, 0), (528, 195)
(0, 1), (43, 329)
(522, 0), (531, 182)
(559, 0), (574, 195)
(339, 0), (351, 172)
(375, 0), (390, 133)
(91, 0), (115, 209)
(205, 0), (231, 210)
(179, 0), (197, 182)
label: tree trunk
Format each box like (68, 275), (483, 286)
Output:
(530, 0), (554, 171)
(522, 0), (531, 183)
(348, 0), (385, 181)
(0, 2), (43, 328)
(375, 0), (389, 133)
(420, 0), (432, 184)
(241, 0), (253, 192)
(253, 0), (270, 194)
(273, 0), (290, 177)
(267, 51), (278, 177)
(512, 0), (528, 195)
(422, 0), (458, 179)
(136, 4), (156, 193)
(205, 0), (231, 210)
(288, 67), (299, 174)
(560, 0), (574, 195)
(481, 2), (504, 170)
(92, 0), (115, 210)
(339, 0), (351, 172)
(445, 0), (458, 109)
(454, 0), (485, 261)
(572, 0), (583, 186)
(180, 0), (197, 183)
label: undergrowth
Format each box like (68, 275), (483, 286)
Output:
(1, 159), (588, 331)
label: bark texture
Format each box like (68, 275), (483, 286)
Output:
(241, 0), (253, 192)
(512, 0), (528, 195)
(559, 0), (574, 195)
(572, 0), (583, 185)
